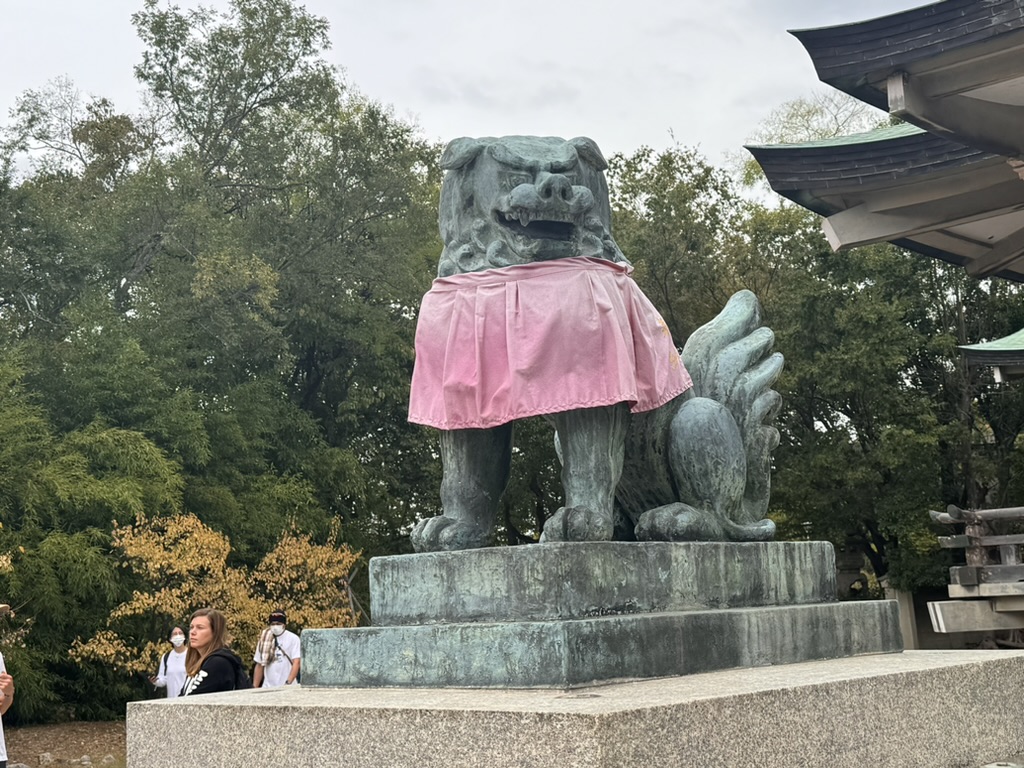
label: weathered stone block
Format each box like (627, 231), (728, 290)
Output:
(302, 600), (901, 688)
(370, 541), (837, 626)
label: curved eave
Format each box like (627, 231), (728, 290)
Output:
(747, 129), (1024, 283)
(746, 126), (995, 203)
(791, 0), (1024, 158)
(891, 239), (1024, 283)
(961, 348), (1024, 367)
(961, 326), (1024, 362)
(791, 0), (1024, 109)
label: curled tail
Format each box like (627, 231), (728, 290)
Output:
(681, 290), (784, 527)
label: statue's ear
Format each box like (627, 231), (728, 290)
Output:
(440, 137), (486, 170)
(569, 136), (607, 171)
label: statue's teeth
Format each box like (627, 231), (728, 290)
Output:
(520, 212), (530, 226)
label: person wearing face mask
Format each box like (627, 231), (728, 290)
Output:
(252, 610), (301, 688)
(149, 626), (188, 699)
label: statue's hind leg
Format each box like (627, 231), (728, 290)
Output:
(411, 424), (512, 552)
(636, 397), (774, 542)
(541, 403), (628, 542)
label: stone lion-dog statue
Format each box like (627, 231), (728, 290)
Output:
(408, 135), (783, 551)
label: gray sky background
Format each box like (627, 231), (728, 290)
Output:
(1, 0), (918, 163)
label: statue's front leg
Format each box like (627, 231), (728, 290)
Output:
(411, 424), (513, 552)
(541, 403), (628, 542)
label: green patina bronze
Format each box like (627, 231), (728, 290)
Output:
(435, 135), (624, 276)
(412, 135), (784, 552)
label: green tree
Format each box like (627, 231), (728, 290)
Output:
(71, 514), (361, 679)
(128, 0), (444, 555)
(763, 233), (951, 586)
(608, 144), (742, 339)
(0, 353), (184, 720)
(0, 0), (446, 721)
(737, 90), (891, 187)
(731, 96), (1024, 590)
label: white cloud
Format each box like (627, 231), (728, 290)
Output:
(0, 0), (917, 163)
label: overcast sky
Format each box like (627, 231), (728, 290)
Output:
(1, 0), (919, 164)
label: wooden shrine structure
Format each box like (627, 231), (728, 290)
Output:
(752, 0), (1024, 638)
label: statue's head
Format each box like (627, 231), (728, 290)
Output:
(436, 135), (626, 276)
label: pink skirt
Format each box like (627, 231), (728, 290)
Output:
(408, 257), (692, 429)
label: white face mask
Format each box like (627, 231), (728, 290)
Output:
(170, 635), (185, 647)
(270, 624), (285, 637)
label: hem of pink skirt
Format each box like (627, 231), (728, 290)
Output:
(408, 380), (692, 430)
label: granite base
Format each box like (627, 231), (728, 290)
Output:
(127, 650), (1024, 768)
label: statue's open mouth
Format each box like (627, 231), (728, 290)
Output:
(497, 211), (576, 241)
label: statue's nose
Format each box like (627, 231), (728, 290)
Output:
(538, 173), (572, 202)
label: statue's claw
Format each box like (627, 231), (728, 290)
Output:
(540, 506), (614, 543)
(410, 515), (492, 552)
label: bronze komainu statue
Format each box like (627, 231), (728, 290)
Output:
(408, 135), (782, 551)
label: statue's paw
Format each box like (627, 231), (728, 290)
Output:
(635, 503), (725, 542)
(540, 506), (614, 543)
(410, 516), (491, 552)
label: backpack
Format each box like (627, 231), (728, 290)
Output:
(233, 656), (251, 690)
(203, 647), (251, 691)
(151, 651), (171, 696)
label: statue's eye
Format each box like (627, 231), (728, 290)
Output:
(503, 173), (532, 189)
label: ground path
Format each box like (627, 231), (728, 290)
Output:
(6, 721), (125, 765)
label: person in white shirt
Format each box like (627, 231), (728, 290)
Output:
(0, 647), (14, 768)
(150, 626), (188, 698)
(252, 610), (300, 688)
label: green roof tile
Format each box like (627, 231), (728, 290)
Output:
(747, 122), (925, 150)
(961, 326), (1024, 353)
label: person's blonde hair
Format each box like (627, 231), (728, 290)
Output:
(185, 607), (229, 676)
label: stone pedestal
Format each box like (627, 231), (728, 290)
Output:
(128, 541), (924, 766)
(302, 542), (902, 687)
(127, 651), (1024, 768)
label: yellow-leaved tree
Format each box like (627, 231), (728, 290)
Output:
(70, 513), (361, 675)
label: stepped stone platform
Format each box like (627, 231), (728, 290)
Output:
(127, 650), (1024, 768)
(128, 541), (925, 767)
(301, 541), (903, 688)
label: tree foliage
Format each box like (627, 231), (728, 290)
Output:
(1, 0), (1023, 726)
(607, 138), (1024, 593)
(0, 0), (437, 722)
(737, 90), (892, 187)
(609, 144), (740, 338)
(70, 514), (360, 682)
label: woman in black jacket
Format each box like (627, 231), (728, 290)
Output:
(179, 607), (249, 696)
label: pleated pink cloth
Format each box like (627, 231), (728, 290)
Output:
(408, 257), (692, 430)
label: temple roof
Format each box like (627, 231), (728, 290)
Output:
(752, 0), (1024, 282)
(747, 125), (1024, 281)
(962, 326), (1024, 357)
(961, 327), (1024, 378)
(791, 0), (1024, 158)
